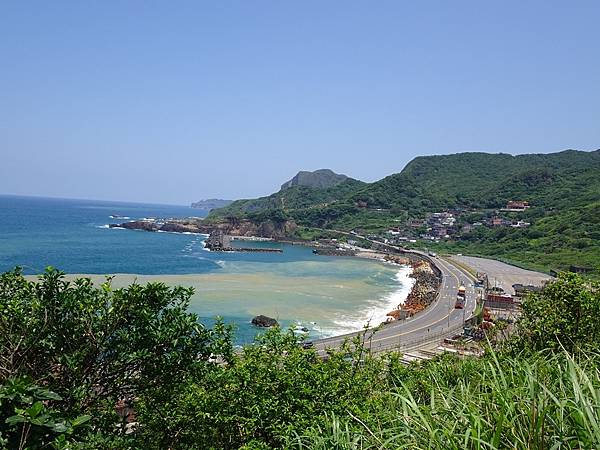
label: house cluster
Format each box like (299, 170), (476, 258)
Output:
(383, 229), (417, 245)
(386, 211), (464, 242)
(419, 211), (460, 240)
(370, 200), (534, 246)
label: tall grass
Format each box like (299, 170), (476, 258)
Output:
(290, 350), (600, 449)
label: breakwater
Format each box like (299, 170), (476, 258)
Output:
(204, 230), (282, 253)
(385, 258), (441, 321)
(312, 248), (356, 257)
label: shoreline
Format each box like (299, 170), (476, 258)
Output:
(335, 246), (442, 324)
(24, 264), (413, 341)
(21, 233), (439, 340)
(23, 264), (416, 341)
(325, 265), (415, 335)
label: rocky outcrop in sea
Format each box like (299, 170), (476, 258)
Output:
(251, 315), (279, 328)
(109, 217), (297, 238)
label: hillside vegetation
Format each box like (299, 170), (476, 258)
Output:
(208, 178), (366, 218)
(354, 149), (600, 212)
(280, 168), (353, 190)
(1, 269), (599, 449)
(208, 149), (600, 272)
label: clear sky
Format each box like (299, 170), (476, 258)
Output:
(1, 1), (599, 205)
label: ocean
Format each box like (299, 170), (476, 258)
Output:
(0, 195), (412, 343)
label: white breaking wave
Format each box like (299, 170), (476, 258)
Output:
(323, 266), (415, 337)
(96, 224), (110, 229)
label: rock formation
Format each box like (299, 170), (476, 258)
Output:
(280, 169), (352, 191)
(251, 315), (279, 328)
(110, 218), (297, 239)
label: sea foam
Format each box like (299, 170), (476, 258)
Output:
(324, 265), (415, 337)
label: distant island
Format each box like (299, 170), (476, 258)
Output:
(190, 199), (233, 211)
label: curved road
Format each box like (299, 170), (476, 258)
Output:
(314, 245), (479, 355)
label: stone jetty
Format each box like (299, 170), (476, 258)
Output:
(312, 248), (356, 257)
(387, 260), (442, 321)
(204, 230), (282, 253)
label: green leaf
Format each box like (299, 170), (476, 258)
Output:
(70, 415), (91, 427)
(5, 415), (26, 425)
(26, 401), (44, 418)
(52, 422), (69, 433)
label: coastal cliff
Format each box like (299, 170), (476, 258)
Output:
(110, 218), (298, 239)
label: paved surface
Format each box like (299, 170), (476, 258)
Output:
(451, 255), (551, 295)
(314, 250), (479, 355)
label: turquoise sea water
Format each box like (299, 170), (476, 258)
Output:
(0, 195), (411, 343)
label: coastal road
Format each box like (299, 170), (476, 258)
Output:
(313, 236), (480, 355)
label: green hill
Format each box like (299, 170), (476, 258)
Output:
(350, 149), (600, 211)
(208, 177), (366, 219)
(208, 149), (600, 272)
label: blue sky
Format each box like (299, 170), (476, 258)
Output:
(1, 1), (599, 204)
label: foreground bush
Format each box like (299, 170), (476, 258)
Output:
(293, 351), (600, 449)
(0, 268), (219, 448)
(1, 269), (599, 449)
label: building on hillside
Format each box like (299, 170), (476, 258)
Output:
(461, 223), (474, 233)
(432, 226), (448, 238)
(511, 220), (531, 228)
(490, 216), (504, 227)
(426, 212), (457, 238)
(408, 219), (425, 228)
(502, 200), (530, 211)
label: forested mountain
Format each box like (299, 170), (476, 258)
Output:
(208, 149), (600, 272)
(210, 149), (600, 223)
(208, 176), (366, 219)
(350, 150), (600, 212)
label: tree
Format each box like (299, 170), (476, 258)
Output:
(134, 328), (387, 449)
(0, 377), (91, 450)
(516, 272), (600, 352)
(0, 268), (216, 441)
